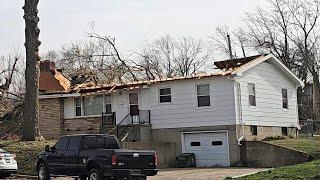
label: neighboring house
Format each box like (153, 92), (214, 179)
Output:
(38, 54), (304, 167)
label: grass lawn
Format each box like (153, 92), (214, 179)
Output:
(0, 140), (56, 175)
(236, 136), (320, 180)
(268, 136), (320, 159)
(237, 159), (320, 180)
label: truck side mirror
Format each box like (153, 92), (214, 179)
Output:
(45, 145), (50, 152)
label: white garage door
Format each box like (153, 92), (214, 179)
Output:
(183, 131), (229, 167)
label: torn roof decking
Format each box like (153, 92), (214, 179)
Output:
(214, 54), (266, 70)
(40, 53), (303, 97)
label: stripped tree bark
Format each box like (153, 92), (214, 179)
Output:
(22, 0), (41, 141)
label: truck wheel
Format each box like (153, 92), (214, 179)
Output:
(75, 176), (87, 180)
(38, 163), (50, 180)
(88, 168), (103, 180)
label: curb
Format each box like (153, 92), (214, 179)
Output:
(14, 174), (37, 179)
(231, 169), (271, 179)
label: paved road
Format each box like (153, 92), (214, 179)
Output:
(5, 168), (266, 180)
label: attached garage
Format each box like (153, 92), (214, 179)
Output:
(182, 131), (230, 167)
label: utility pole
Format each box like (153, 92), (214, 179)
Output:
(22, 0), (41, 141)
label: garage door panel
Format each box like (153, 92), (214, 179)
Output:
(183, 132), (229, 167)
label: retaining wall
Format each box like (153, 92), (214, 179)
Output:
(122, 142), (176, 168)
(240, 141), (309, 167)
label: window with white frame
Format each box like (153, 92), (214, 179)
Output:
(74, 95), (111, 117)
(83, 95), (103, 116)
(105, 95), (112, 114)
(282, 88), (288, 109)
(159, 88), (171, 103)
(248, 83), (256, 106)
(75, 97), (82, 117)
(197, 84), (210, 107)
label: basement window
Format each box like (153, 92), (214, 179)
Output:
(190, 142), (201, 146)
(248, 83), (256, 106)
(282, 89), (288, 109)
(281, 127), (288, 136)
(197, 84), (210, 107)
(250, 125), (258, 135)
(159, 88), (172, 103)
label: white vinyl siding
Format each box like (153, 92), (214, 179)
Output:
(144, 77), (236, 129)
(238, 61), (298, 127)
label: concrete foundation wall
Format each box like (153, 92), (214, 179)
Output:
(240, 141), (309, 167)
(122, 142), (176, 168)
(238, 125), (297, 141)
(151, 125), (241, 166)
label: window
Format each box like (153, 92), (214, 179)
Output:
(96, 137), (105, 148)
(105, 95), (112, 114)
(197, 84), (210, 107)
(281, 127), (288, 136)
(105, 137), (119, 149)
(190, 142), (201, 146)
(82, 136), (97, 149)
(282, 89), (288, 109)
(75, 98), (82, 116)
(67, 136), (82, 151)
(248, 83), (256, 106)
(74, 95), (112, 117)
(159, 88), (172, 103)
(250, 125), (257, 135)
(54, 137), (69, 151)
(212, 141), (223, 146)
(83, 95), (103, 116)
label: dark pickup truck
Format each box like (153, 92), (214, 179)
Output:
(36, 134), (158, 180)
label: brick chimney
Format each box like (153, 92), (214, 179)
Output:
(40, 60), (56, 72)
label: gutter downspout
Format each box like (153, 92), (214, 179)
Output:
(228, 76), (245, 146)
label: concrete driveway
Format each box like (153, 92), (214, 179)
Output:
(149, 168), (267, 180)
(6, 168), (266, 180)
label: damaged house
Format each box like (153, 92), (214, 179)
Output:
(38, 54), (304, 167)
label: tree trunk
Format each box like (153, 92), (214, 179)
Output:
(313, 74), (320, 120)
(22, 0), (41, 141)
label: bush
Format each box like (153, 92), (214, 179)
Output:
(262, 136), (286, 141)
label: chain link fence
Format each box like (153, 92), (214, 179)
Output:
(299, 119), (320, 137)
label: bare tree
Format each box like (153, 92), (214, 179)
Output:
(0, 51), (24, 110)
(287, 0), (320, 119)
(57, 32), (139, 84)
(210, 26), (238, 59)
(22, 0), (41, 141)
(240, 0), (320, 120)
(138, 34), (210, 79)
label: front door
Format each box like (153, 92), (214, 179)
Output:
(129, 92), (139, 124)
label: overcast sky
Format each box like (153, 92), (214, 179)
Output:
(0, 0), (267, 59)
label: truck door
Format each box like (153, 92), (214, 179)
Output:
(64, 136), (82, 175)
(47, 137), (69, 174)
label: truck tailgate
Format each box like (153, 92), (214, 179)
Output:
(114, 149), (156, 169)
